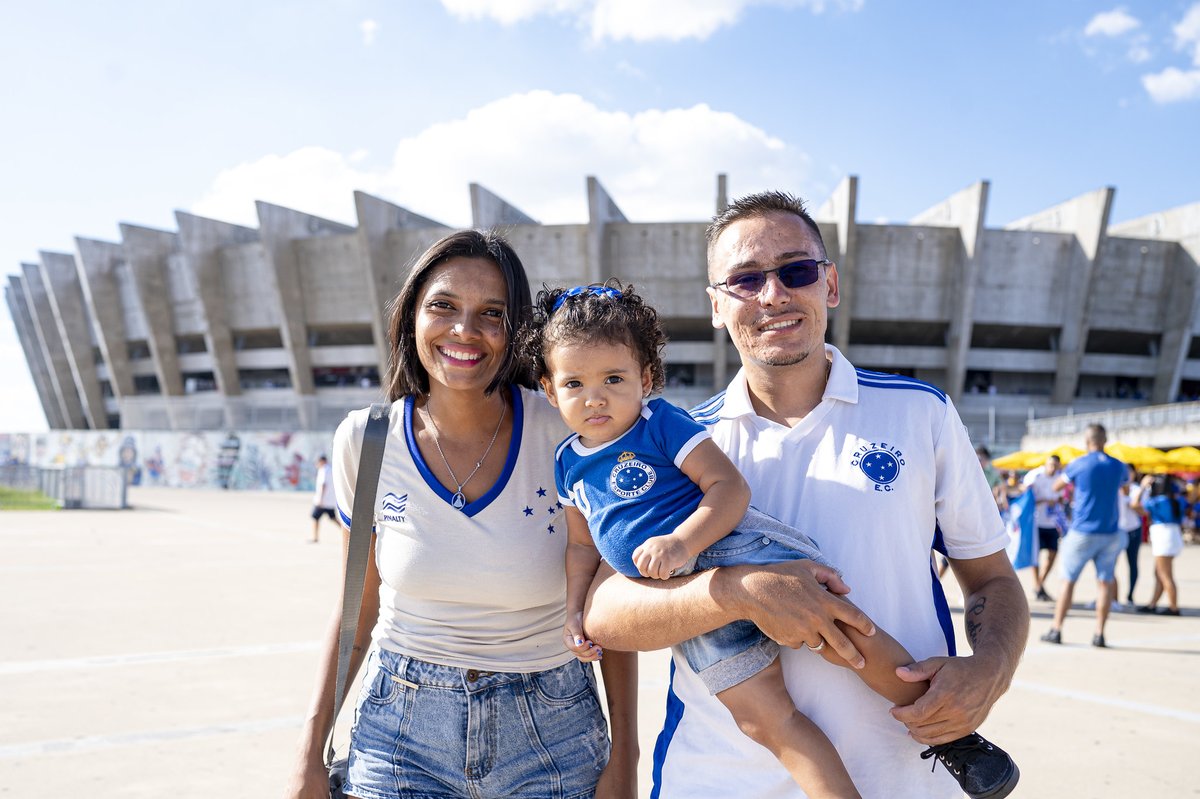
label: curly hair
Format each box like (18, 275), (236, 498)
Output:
(517, 279), (667, 395)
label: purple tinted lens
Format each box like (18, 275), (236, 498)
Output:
(777, 261), (821, 288)
(727, 272), (766, 293)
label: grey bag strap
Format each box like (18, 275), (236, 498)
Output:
(326, 401), (391, 765)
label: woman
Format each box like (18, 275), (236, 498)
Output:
(284, 230), (637, 799)
(1131, 474), (1183, 616)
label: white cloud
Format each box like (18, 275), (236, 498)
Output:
(1142, 66), (1200, 103)
(1084, 8), (1140, 38)
(1175, 2), (1200, 65)
(189, 91), (810, 227)
(440, 0), (860, 42)
(360, 18), (379, 45)
(1127, 33), (1152, 63)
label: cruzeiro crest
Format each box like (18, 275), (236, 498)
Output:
(851, 442), (905, 492)
(610, 451), (656, 499)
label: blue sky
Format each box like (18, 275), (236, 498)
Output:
(3, 0), (1198, 431)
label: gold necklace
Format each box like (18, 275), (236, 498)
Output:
(424, 399), (507, 511)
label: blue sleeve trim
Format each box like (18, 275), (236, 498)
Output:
(688, 391), (726, 424)
(856, 373), (947, 403)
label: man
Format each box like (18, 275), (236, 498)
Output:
(309, 455), (336, 543)
(584, 192), (1028, 798)
(1021, 454), (1065, 602)
(1042, 424), (1128, 647)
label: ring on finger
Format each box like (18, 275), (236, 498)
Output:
(805, 638), (825, 652)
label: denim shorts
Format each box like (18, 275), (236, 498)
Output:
(1057, 530), (1124, 582)
(345, 650), (609, 799)
(675, 507), (839, 695)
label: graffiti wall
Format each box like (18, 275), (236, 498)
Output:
(0, 429), (337, 492)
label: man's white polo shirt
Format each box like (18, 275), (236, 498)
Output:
(651, 345), (1007, 799)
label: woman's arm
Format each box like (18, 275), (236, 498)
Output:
(630, 439), (751, 580)
(282, 527), (382, 799)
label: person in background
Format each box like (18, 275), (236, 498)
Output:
(1021, 455), (1065, 603)
(309, 455), (336, 543)
(1132, 474), (1183, 616)
(1041, 424), (1128, 648)
(1114, 464), (1143, 609)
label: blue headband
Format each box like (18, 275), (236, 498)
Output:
(551, 285), (623, 312)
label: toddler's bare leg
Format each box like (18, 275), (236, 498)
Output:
(818, 621), (926, 705)
(716, 658), (861, 799)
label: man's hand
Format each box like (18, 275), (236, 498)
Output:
(890, 654), (1008, 745)
(721, 560), (874, 669)
(632, 534), (691, 580)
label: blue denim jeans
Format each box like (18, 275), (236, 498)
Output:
(676, 507), (838, 695)
(345, 651), (609, 799)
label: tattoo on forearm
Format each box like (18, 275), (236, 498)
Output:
(966, 597), (987, 648)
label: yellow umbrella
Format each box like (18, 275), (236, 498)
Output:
(1165, 446), (1200, 470)
(992, 450), (1046, 471)
(1048, 444), (1085, 464)
(1105, 442), (1168, 472)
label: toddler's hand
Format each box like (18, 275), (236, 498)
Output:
(563, 612), (603, 662)
(632, 535), (690, 580)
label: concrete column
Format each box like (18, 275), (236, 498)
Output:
(75, 237), (135, 402)
(6, 277), (65, 429)
(120, 225), (185, 428)
(1109, 202), (1200, 403)
(816, 176), (861, 357)
(585, 176), (627, 285)
(910, 181), (989, 402)
(255, 202), (355, 429)
(470, 184), (537, 228)
(21, 263), (87, 428)
(354, 192), (446, 380)
(1005, 188), (1114, 404)
(712, 174), (731, 390)
(174, 211), (258, 418)
(38, 251), (108, 429)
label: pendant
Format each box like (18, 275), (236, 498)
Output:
(451, 491), (467, 510)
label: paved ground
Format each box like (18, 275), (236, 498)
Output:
(1, 486), (1197, 797)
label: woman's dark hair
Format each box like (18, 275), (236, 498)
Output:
(517, 279), (667, 395)
(384, 229), (535, 401)
(1150, 474), (1183, 520)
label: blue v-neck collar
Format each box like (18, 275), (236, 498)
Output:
(404, 384), (524, 518)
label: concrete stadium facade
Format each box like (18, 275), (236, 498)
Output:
(6, 175), (1200, 450)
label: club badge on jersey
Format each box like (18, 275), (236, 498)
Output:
(609, 451), (657, 499)
(851, 441), (906, 492)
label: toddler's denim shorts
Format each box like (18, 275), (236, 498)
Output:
(675, 506), (839, 695)
(345, 650), (609, 799)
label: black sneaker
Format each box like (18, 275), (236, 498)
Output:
(1091, 633), (1106, 648)
(1034, 588), (1053, 602)
(921, 733), (1020, 799)
(1040, 628), (1061, 644)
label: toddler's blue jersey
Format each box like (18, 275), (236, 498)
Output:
(554, 398), (710, 577)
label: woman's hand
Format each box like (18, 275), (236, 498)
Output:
(281, 753), (331, 799)
(563, 611), (604, 662)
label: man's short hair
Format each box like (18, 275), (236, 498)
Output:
(1085, 424), (1107, 447)
(974, 444), (991, 459)
(705, 191), (828, 275)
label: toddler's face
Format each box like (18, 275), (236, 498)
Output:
(541, 340), (652, 447)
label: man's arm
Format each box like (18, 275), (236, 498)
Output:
(583, 558), (876, 669)
(890, 550), (1028, 744)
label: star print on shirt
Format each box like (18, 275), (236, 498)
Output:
(547, 506), (557, 515)
(523, 506), (534, 516)
(547, 524), (556, 534)
(536, 487), (547, 497)
(861, 451), (899, 485)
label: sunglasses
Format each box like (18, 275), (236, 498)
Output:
(710, 259), (832, 298)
